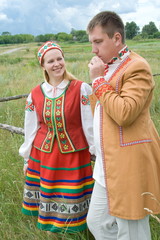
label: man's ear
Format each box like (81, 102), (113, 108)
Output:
(113, 32), (122, 47)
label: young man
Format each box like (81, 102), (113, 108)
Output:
(87, 11), (160, 240)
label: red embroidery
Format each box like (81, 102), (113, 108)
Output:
(54, 96), (75, 153)
(93, 77), (105, 89)
(81, 95), (90, 105)
(41, 98), (54, 152)
(25, 101), (34, 111)
(104, 64), (109, 75)
(93, 78), (114, 99)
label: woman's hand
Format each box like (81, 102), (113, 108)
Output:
(23, 164), (28, 176)
(91, 154), (96, 162)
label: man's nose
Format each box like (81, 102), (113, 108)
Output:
(92, 45), (98, 54)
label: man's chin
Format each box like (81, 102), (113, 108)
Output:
(99, 57), (106, 63)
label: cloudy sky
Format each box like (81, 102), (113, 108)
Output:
(0, 0), (160, 36)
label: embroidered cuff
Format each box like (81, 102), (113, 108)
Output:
(93, 77), (114, 99)
(92, 76), (104, 83)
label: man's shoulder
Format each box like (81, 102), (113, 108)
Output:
(129, 51), (148, 64)
(122, 51), (153, 81)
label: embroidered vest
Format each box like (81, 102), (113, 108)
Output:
(31, 80), (89, 153)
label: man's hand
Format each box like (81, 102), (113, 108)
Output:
(88, 56), (105, 81)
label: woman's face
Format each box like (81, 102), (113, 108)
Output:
(42, 49), (65, 83)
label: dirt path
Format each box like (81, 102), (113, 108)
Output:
(0, 47), (25, 55)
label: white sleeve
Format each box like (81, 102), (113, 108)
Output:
(19, 93), (39, 164)
(80, 82), (95, 155)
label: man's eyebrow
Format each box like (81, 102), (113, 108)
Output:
(93, 39), (102, 42)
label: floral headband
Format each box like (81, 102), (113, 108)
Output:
(37, 41), (63, 65)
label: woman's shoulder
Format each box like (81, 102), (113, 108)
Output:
(31, 83), (43, 92)
(70, 79), (91, 91)
(81, 81), (92, 95)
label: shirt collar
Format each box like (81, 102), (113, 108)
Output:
(108, 45), (130, 65)
(44, 79), (69, 92)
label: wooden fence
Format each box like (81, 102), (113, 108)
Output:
(0, 94), (28, 135)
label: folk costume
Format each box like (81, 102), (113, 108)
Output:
(19, 41), (95, 233)
(87, 46), (160, 239)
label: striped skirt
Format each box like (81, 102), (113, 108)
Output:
(22, 139), (94, 233)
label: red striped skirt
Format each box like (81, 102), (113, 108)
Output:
(22, 139), (94, 233)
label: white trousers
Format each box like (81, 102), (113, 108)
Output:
(87, 181), (151, 240)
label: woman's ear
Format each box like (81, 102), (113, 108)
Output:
(41, 64), (45, 71)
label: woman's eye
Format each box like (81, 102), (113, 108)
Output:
(48, 60), (54, 63)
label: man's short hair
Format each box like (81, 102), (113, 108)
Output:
(87, 11), (125, 43)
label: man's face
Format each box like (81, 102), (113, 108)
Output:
(88, 25), (119, 64)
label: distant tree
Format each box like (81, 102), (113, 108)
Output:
(125, 21), (140, 39)
(1, 31), (11, 36)
(11, 34), (34, 43)
(44, 34), (55, 41)
(13, 34), (23, 43)
(34, 34), (46, 42)
(0, 35), (12, 44)
(142, 21), (158, 36)
(35, 34), (55, 42)
(70, 28), (76, 36)
(0, 34), (34, 44)
(55, 32), (72, 41)
(79, 34), (88, 42)
(70, 29), (88, 42)
(21, 34), (34, 43)
(153, 31), (160, 38)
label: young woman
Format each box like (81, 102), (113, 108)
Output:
(19, 41), (95, 234)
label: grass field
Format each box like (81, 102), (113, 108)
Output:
(0, 40), (160, 240)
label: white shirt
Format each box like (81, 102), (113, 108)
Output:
(19, 80), (95, 164)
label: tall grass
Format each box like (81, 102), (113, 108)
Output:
(0, 41), (160, 239)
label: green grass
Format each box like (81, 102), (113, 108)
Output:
(0, 41), (160, 239)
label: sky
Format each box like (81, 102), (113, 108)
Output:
(0, 0), (160, 36)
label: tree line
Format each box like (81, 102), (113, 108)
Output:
(0, 21), (160, 44)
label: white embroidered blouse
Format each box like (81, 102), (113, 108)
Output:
(19, 80), (95, 165)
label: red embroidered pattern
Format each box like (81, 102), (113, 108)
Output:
(93, 77), (105, 89)
(41, 98), (54, 152)
(25, 101), (34, 111)
(93, 77), (114, 99)
(104, 64), (109, 75)
(81, 95), (90, 105)
(95, 84), (114, 99)
(54, 96), (75, 153)
(119, 46), (129, 58)
(37, 42), (62, 64)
